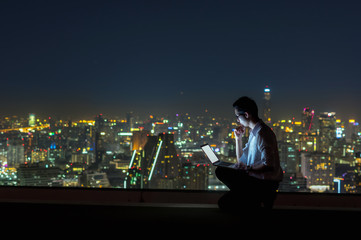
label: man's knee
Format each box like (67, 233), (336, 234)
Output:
(215, 166), (225, 180)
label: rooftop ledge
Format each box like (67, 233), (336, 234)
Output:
(1, 186), (361, 210)
(1, 187), (361, 228)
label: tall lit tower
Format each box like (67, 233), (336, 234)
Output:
(29, 113), (36, 127)
(263, 86), (271, 124)
(318, 112), (337, 153)
(302, 107), (315, 133)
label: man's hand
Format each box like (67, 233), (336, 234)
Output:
(234, 161), (247, 170)
(234, 124), (246, 139)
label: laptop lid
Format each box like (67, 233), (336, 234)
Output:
(201, 144), (219, 164)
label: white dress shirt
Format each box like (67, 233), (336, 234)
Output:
(239, 120), (283, 182)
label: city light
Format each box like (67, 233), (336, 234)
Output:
(148, 140), (163, 181)
(0, 86), (360, 193)
(1, 0), (361, 205)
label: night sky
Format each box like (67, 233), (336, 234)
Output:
(1, 1), (361, 121)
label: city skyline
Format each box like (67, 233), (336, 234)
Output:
(0, 95), (360, 193)
(1, 1), (361, 120)
(0, 86), (359, 126)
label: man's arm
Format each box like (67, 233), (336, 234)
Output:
(234, 125), (248, 169)
(251, 129), (278, 172)
(234, 125), (246, 162)
(235, 133), (243, 161)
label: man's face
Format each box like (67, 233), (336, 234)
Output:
(234, 109), (249, 127)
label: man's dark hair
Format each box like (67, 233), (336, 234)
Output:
(233, 96), (259, 119)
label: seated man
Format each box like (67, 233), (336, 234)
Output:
(216, 96), (283, 212)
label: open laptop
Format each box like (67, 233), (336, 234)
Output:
(200, 143), (234, 168)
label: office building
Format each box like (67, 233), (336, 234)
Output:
(17, 163), (63, 187)
(28, 113), (36, 127)
(31, 149), (47, 163)
(279, 142), (299, 174)
(278, 141), (307, 192)
(302, 107), (314, 133)
(346, 119), (360, 144)
(93, 114), (105, 170)
(301, 152), (335, 192)
(180, 161), (208, 190)
(263, 86), (271, 125)
(7, 140), (25, 167)
(144, 133), (181, 189)
(318, 112), (337, 154)
(80, 172), (111, 188)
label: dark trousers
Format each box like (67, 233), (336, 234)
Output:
(215, 166), (279, 212)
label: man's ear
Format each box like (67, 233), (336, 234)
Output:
(244, 112), (249, 119)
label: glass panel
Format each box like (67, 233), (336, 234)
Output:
(1, 2), (360, 194)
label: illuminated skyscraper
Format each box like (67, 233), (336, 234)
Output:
(131, 131), (149, 151)
(181, 161), (208, 190)
(263, 86), (271, 124)
(144, 133), (181, 189)
(278, 141), (307, 192)
(346, 119), (359, 144)
(7, 142), (25, 167)
(318, 112), (337, 153)
(93, 114), (105, 170)
(125, 133), (181, 189)
(17, 164), (63, 187)
(301, 152), (335, 192)
(29, 113), (36, 127)
(302, 107), (314, 133)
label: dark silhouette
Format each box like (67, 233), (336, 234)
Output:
(216, 96), (283, 212)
